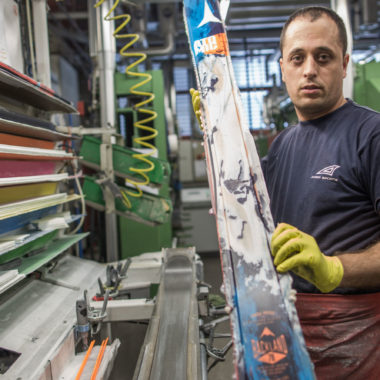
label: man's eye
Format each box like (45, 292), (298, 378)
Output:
(291, 55), (303, 63)
(318, 54), (330, 62)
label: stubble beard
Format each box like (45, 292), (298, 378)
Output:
(293, 93), (332, 121)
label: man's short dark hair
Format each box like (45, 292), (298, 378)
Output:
(280, 6), (348, 57)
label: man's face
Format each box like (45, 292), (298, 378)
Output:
(280, 14), (349, 121)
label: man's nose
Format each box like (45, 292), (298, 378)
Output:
(303, 56), (318, 78)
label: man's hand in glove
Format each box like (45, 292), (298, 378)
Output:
(271, 223), (344, 293)
(189, 88), (203, 130)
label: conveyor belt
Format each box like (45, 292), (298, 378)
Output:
(133, 248), (201, 380)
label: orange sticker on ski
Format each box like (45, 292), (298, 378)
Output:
(251, 327), (289, 364)
(194, 33), (229, 56)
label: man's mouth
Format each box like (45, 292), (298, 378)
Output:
(302, 84), (321, 90)
(301, 84), (322, 94)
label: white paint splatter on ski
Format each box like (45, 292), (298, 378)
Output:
(183, 1), (315, 378)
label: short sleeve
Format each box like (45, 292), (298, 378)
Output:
(358, 122), (380, 213)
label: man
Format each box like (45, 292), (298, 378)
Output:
(263, 6), (380, 378)
(191, 6), (380, 378)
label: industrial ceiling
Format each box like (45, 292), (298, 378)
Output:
(47, 0), (380, 73)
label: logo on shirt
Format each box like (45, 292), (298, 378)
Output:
(311, 165), (340, 182)
(316, 165), (340, 176)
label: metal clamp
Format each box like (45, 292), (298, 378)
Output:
(85, 289), (110, 335)
(96, 260), (131, 299)
(95, 171), (123, 200)
(200, 315), (233, 372)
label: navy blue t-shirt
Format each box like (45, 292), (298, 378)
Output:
(263, 100), (380, 294)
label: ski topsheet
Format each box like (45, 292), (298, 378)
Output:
(183, 1), (315, 379)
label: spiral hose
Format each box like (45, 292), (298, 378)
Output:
(95, 0), (158, 208)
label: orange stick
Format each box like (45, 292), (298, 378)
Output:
(75, 340), (95, 380)
(90, 337), (109, 380)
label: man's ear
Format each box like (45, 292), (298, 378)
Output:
(342, 54), (350, 79)
(279, 57), (285, 83)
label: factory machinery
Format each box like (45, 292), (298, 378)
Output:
(1, 246), (231, 379)
(0, 1), (230, 378)
(2, 0), (378, 378)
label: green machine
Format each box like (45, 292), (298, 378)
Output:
(354, 60), (380, 112)
(114, 69), (172, 258)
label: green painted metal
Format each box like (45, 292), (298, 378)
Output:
(254, 136), (269, 158)
(118, 219), (172, 257)
(354, 61), (380, 112)
(114, 70), (168, 162)
(80, 136), (171, 187)
(18, 233), (88, 274)
(150, 283), (159, 298)
(114, 69), (172, 258)
(0, 230), (58, 265)
(83, 176), (172, 225)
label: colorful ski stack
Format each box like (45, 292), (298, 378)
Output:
(183, 1), (315, 379)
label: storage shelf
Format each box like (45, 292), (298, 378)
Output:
(0, 193), (82, 221)
(0, 173), (68, 186)
(0, 116), (77, 141)
(0, 62), (83, 296)
(0, 68), (77, 113)
(18, 233), (88, 275)
(0, 232), (88, 294)
(0, 271), (25, 295)
(0, 214), (83, 263)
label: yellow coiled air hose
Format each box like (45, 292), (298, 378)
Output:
(95, 0), (158, 209)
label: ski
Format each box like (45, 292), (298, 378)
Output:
(183, 1), (315, 379)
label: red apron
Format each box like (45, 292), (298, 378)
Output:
(296, 292), (380, 379)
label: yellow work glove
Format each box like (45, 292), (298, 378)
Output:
(189, 88), (203, 130)
(271, 223), (344, 293)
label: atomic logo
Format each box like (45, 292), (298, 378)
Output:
(193, 1), (229, 57)
(251, 327), (288, 364)
(197, 0), (222, 28)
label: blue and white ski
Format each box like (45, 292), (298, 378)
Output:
(183, 1), (315, 378)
